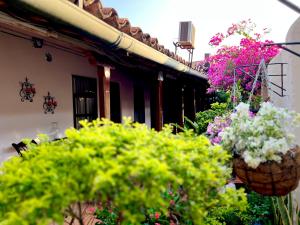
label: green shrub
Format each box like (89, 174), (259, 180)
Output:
(205, 191), (273, 225)
(185, 102), (229, 135)
(0, 119), (246, 225)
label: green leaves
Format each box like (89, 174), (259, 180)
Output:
(271, 193), (300, 225)
(0, 119), (246, 224)
(186, 102), (229, 135)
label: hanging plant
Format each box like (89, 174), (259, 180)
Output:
(19, 77), (36, 102)
(221, 102), (300, 196)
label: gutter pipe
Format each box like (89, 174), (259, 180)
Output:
(15, 0), (207, 79)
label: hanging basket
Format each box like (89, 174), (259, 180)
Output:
(233, 146), (300, 196)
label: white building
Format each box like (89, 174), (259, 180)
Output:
(269, 15), (300, 202)
(0, 0), (209, 162)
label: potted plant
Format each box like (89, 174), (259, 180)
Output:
(221, 102), (300, 196)
(249, 95), (262, 113)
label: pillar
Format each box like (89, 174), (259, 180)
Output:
(155, 72), (164, 131)
(98, 66), (111, 119)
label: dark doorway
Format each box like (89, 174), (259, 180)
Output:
(184, 85), (196, 121)
(110, 81), (121, 123)
(72, 75), (98, 129)
(163, 79), (183, 126)
(134, 85), (145, 123)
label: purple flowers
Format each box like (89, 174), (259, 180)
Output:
(207, 116), (231, 144)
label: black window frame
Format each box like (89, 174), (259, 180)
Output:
(72, 75), (98, 129)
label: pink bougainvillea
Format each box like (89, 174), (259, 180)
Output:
(204, 20), (280, 94)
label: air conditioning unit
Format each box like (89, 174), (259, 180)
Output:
(178, 21), (195, 49)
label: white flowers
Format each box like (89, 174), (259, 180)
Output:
(222, 102), (300, 168)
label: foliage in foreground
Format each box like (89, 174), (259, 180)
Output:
(0, 119), (246, 225)
(206, 191), (273, 225)
(272, 193), (300, 225)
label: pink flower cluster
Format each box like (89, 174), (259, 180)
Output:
(209, 19), (265, 47)
(209, 32), (224, 46)
(206, 20), (279, 93)
(207, 116), (231, 144)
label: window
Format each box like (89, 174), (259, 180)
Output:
(72, 75), (98, 129)
(134, 86), (145, 123)
(110, 81), (121, 123)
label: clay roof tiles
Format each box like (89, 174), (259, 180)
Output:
(117, 18), (131, 34)
(130, 27), (143, 41)
(80, 0), (198, 70)
(149, 38), (158, 49)
(142, 33), (151, 46)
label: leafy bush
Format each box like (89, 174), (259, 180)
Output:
(205, 191), (273, 225)
(247, 192), (273, 225)
(0, 119), (246, 225)
(95, 207), (118, 225)
(185, 102), (229, 135)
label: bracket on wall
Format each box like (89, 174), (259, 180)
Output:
(278, 0), (300, 14)
(43, 92), (57, 114)
(264, 42), (300, 58)
(19, 77), (36, 102)
(32, 37), (43, 48)
(173, 42), (194, 67)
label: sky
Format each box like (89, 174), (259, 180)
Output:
(101, 0), (299, 61)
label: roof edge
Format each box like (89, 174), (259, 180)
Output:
(14, 0), (207, 79)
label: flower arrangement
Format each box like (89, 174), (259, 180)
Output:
(221, 102), (300, 168)
(207, 115), (231, 145)
(205, 20), (279, 95)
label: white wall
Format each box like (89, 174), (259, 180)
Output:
(0, 30), (154, 162)
(0, 31), (97, 162)
(110, 69), (152, 127)
(269, 16), (300, 203)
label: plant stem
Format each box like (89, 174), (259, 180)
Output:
(77, 202), (84, 225)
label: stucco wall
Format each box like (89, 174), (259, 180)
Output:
(0, 30), (153, 162)
(269, 16), (300, 203)
(0, 31), (97, 162)
(110, 69), (152, 127)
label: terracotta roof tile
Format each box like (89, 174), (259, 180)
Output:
(100, 8), (118, 28)
(83, 0), (103, 19)
(157, 44), (164, 52)
(130, 27), (143, 41)
(164, 49), (170, 56)
(150, 38), (158, 49)
(170, 51), (175, 58)
(117, 18), (131, 34)
(142, 33), (151, 46)
(81, 0), (199, 71)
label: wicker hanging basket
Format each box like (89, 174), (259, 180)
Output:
(233, 146), (300, 196)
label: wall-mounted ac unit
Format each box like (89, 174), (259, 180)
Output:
(178, 21), (195, 49)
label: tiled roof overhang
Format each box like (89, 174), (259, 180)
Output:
(0, 0), (207, 79)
